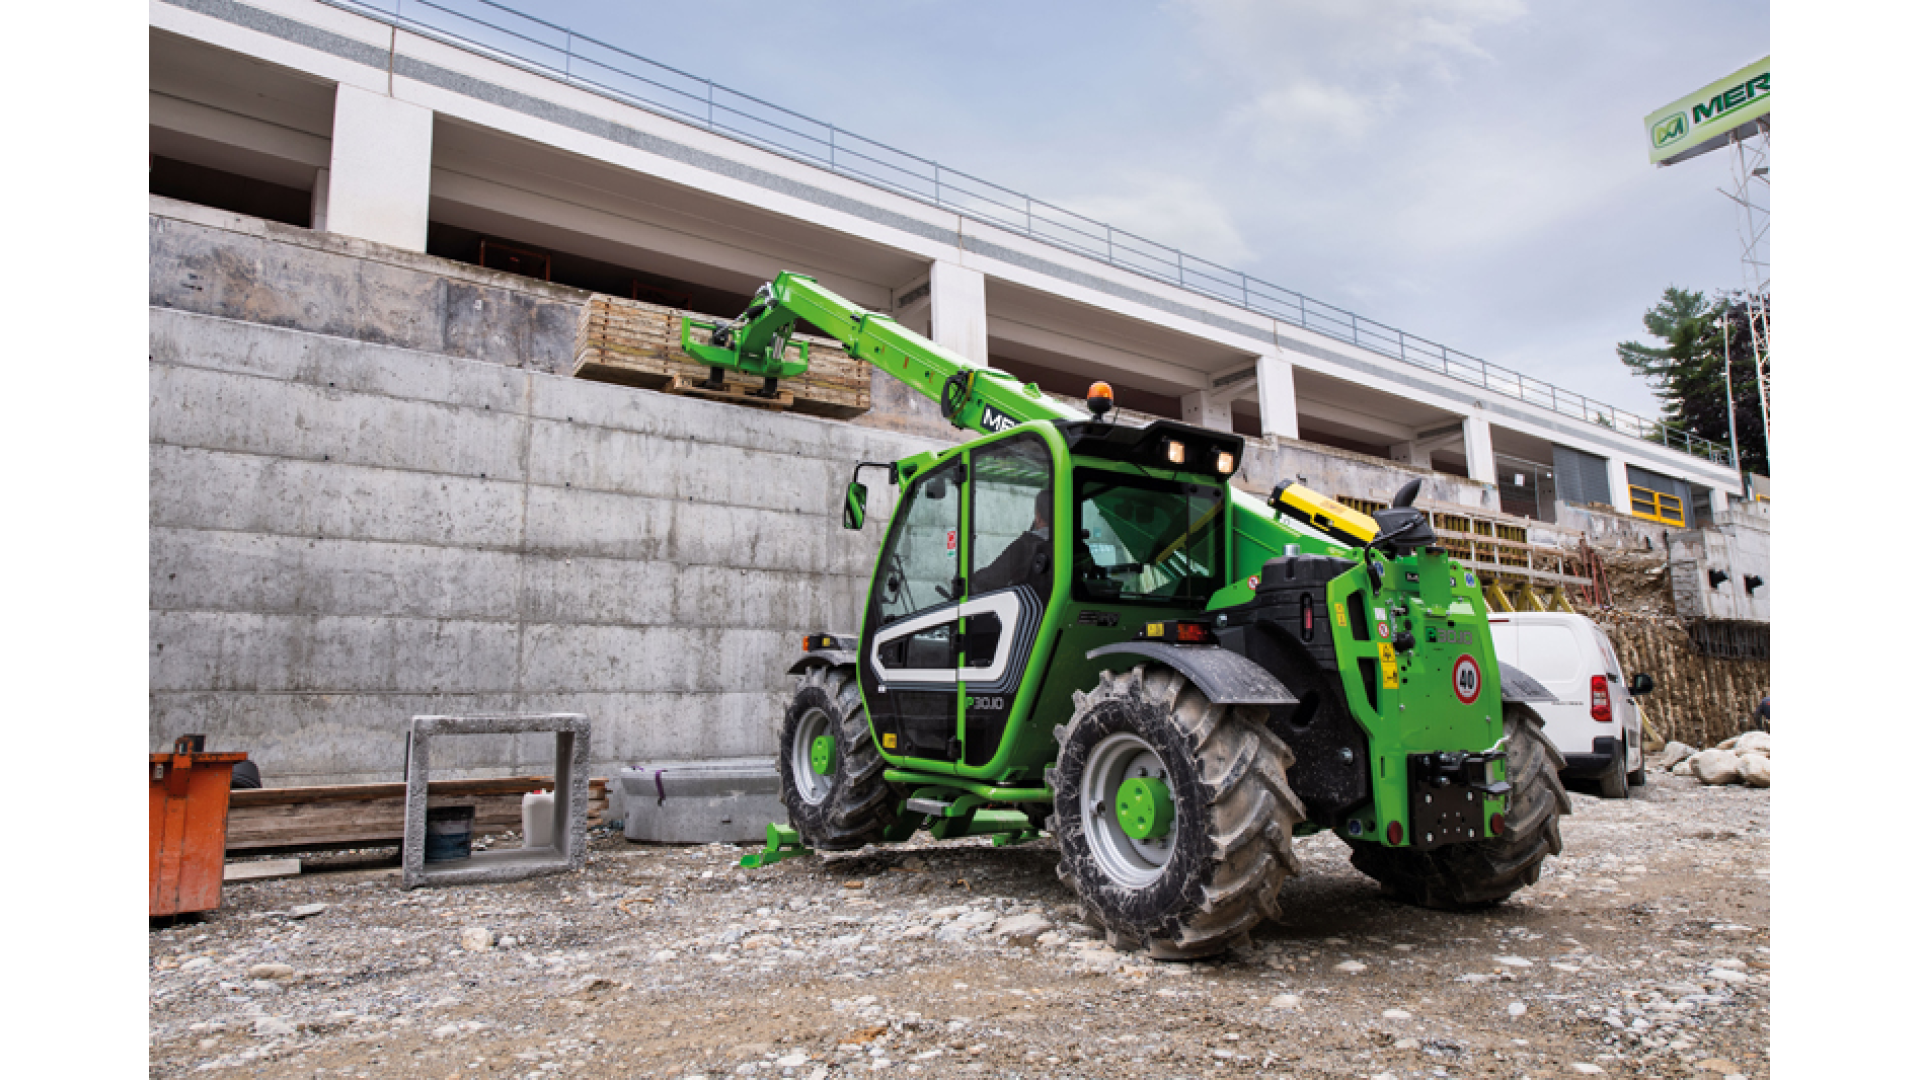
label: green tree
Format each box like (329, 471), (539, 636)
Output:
(1617, 287), (1769, 476)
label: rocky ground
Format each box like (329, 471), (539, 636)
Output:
(149, 772), (1769, 1080)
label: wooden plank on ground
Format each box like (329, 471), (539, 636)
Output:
(224, 858), (302, 882)
(225, 779), (609, 854)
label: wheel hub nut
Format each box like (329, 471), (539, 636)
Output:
(1115, 776), (1174, 840)
(809, 735), (837, 775)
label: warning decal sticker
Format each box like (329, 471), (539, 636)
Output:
(1376, 642), (1400, 689)
(1452, 654), (1482, 704)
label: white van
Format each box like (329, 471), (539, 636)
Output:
(1487, 612), (1651, 798)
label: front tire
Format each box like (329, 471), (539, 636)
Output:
(1346, 702), (1572, 910)
(778, 664), (900, 850)
(1051, 663), (1305, 959)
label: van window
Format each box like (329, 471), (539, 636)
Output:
(1488, 623), (1516, 666)
(1517, 623), (1582, 684)
(1590, 627), (1623, 678)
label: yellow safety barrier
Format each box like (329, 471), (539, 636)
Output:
(1628, 485), (1685, 527)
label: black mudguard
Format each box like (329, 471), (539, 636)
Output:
(1499, 663), (1556, 704)
(1086, 642), (1298, 706)
(788, 632), (860, 676)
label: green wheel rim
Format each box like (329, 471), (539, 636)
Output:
(1116, 775), (1174, 840)
(810, 734), (837, 775)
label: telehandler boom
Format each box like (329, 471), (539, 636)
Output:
(688, 273), (1570, 957)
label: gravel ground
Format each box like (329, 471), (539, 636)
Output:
(149, 771), (1769, 1079)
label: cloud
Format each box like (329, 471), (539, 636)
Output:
(1174, 0), (1528, 154)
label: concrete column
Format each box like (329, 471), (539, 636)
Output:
(929, 260), (988, 364)
(1462, 416), (1496, 485)
(309, 168), (329, 232)
(1605, 457), (1634, 514)
(323, 85), (433, 251)
(1180, 390), (1232, 432)
(1707, 486), (1730, 520)
(1255, 354), (1299, 440)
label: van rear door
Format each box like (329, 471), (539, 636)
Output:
(1512, 620), (1591, 761)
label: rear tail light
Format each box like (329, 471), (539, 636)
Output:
(1489, 812), (1505, 836)
(1386, 821), (1404, 845)
(1590, 674), (1612, 722)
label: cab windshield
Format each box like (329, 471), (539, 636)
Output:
(1072, 471), (1225, 604)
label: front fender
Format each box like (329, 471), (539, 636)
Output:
(1086, 642), (1297, 706)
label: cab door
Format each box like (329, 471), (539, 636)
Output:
(958, 433), (1058, 767)
(863, 457), (965, 762)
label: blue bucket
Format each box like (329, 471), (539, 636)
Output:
(424, 805), (475, 862)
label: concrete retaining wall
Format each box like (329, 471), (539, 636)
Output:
(155, 199), (1744, 785)
(150, 306), (938, 784)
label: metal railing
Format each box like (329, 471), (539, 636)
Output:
(321, 0), (1732, 468)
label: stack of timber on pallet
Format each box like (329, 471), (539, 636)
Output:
(226, 777), (608, 856)
(573, 294), (870, 418)
(1336, 496), (1591, 611)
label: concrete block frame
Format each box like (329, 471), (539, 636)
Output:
(401, 713), (591, 888)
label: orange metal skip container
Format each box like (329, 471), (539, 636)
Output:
(149, 740), (249, 917)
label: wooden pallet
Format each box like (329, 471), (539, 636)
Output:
(226, 777), (607, 856)
(665, 372), (794, 411)
(573, 294), (869, 418)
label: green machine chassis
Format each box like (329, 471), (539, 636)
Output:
(695, 273), (1567, 951)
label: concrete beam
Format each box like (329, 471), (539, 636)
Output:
(930, 260), (988, 364)
(989, 317), (1206, 391)
(1180, 389), (1232, 432)
(1388, 441), (1432, 469)
(1293, 395), (1418, 445)
(1463, 416), (1496, 485)
(324, 84), (433, 251)
(1256, 355), (1299, 440)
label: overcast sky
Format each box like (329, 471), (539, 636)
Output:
(521, 0), (1768, 420)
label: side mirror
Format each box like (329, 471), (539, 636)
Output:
(843, 480), (869, 531)
(1630, 673), (1655, 697)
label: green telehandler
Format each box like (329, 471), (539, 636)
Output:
(687, 272), (1572, 958)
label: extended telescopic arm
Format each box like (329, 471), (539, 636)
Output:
(681, 272), (1083, 436)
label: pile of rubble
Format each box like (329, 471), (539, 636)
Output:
(1646, 731), (1770, 788)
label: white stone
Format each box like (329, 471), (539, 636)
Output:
(1382, 1008), (1412, 1020)
(1654, 742), (1695, 769)
(460, 927), (495, 952)
(992, 914), (1051, 945)
(247, 963), (295, 980)
(1737, 754), (1770, 787)
(287, 904), (327, 919)
(1494, 956), (1533, 967)
(776, 1053), (809, 1067)
(1570, 1065), (1604, 1076)
(1732, 731), (1770, 755)
(1335, 960), (1367, 974)
(1708, 968), (1749, 984)
(1690, 749), (1742, 785)
(1269, 994), (1302, 1010)
(1507, 1002), (1527, 1017)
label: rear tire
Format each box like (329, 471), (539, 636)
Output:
(1051, 663), (1305, 959)
(1597, 742), (1630, 799)
(1345, 702), (1571, 910)
(778, 663), (900, 851)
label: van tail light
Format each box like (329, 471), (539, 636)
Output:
(1590, 674), (1612, 722)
